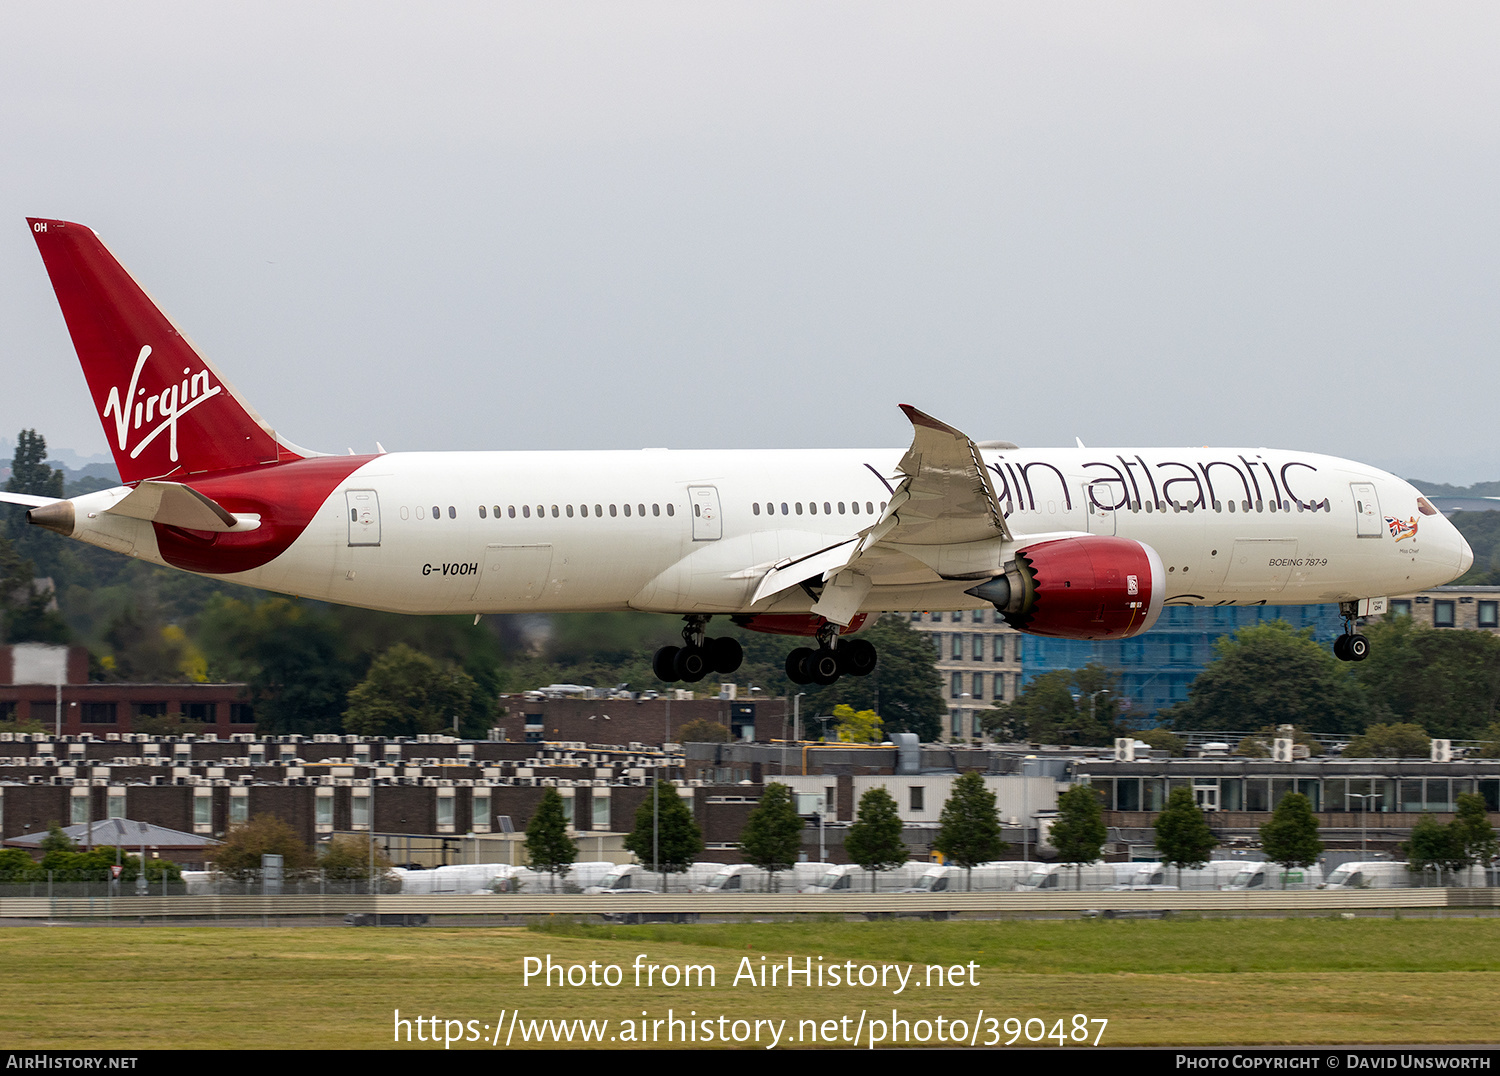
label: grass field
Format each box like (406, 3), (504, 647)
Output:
(5, 917), (1500, 1049)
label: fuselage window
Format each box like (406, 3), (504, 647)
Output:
(494, 505), (502, 517)
(781, 502), (789, 515)
(448, 506), (456, 519)
(416, 506), (424, 519)
(432, 505), (440, 519)
(666, 504), (674, 517)
(400, 506), (410, 520)
(579, 504), (587, 517)
(851, 501), (860, 514)
(551, 505), (559, 517)
(638, 504), (645, 516)
(1242, 500), (1252, 512)
(609, 504), (617, 517)
(508, 506), (516, 518)
(624, 504), (631, 517)
(694, 503), (701, 517)
(566, 505), (574, 518)
(824, 502), (831, 514)
(595, 504), (603, 517)
(838, 502), (845, 514)
(879, 501), (887, 511)
(795, 502), (803, 515)
(1255, 500), (1263, 512)
(866, 501), (874, 514)
(479, 505), (487, 519)
(808, 501), (817, 515)
(522, 505), (531, 518)
(652, 503), (660, 516)
(1228, 502), (1236, 513)
(753, 503), (761, 516)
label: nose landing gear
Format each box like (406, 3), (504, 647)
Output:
(1334, 601), (1370, 662)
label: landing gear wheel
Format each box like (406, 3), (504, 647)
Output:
(838, 638), (878, 677)
(807, 647), (841, 686)
(674, 645), (711, 682)
(1333, 634), (1350, 662)
(786, 647), (815, 685)
(653, 646), (680, 682)
(708, 636), (743, 675)
(1346, 633), (1370, 662)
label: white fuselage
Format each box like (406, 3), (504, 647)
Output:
(64, 444), (1470, 619)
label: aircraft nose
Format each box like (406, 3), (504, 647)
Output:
(1459, 532), (1474, 575)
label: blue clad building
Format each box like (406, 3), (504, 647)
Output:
(1018, 603), (1345, 721)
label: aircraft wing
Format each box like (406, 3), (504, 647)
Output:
(878, 404), (1011, 546)
(754, 405), (1012, 620)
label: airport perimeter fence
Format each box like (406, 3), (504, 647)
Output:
(6, 887), (1500, 925)
(0, 871), (397, 900)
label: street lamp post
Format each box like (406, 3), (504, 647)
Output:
(1347, 792), (1383, 856)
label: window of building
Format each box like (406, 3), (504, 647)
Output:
(1434, 600), (1456, 628)
(971, 634), (983, 661)
(184, 702), (214, 723)
(1480, 601), (1499, 629)
(195, 796), (213, 826)
(950, 672), (963, 698)
(71, 795), (89, 824)
(436, 797), (454, 827)
(592, 795), (610, 829)
(107, 792), (126, 819)
(909, 786), (924, 812)
(81, 703), (117, 724)
(231, 796), (250, 824)
(230, 703), (255, 724)
(561, 796), (574, 827)
(993, 636), (1006, 662)
(951, 635), (963, 660)
(133, 702), (168, 720)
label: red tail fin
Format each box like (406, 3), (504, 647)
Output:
(27, 219), (304, 484)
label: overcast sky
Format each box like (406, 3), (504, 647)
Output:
(1, 3), (1497, 482)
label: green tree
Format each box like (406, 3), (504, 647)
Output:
(738, 783), (804, 891)
(344, 643), (479, 737)
(1403, 815), (1467, 885)
(209, 816), (317, 881)
(624, 783), (704, 888)
(1258, 792), (1323, 888)
(1342, 722), (1431, 759)
(1051, 785), (1107, 889)
(831, 703), (883, 744)
(981, 665), (1119, 746)
(1132, 728), (1186, 756)
(199, 596), (356, 734)
(1160, 620), (1363, 736)
(318, 835), (394, 884)
(844, 787), (907, 891)
(39, 821), (74, 855)
(1453, 792), (1498, 871)
(1351, 617), (1500, 739)
(793, 615), (944, 741)
(676, 718), (731, 744)
(1234, 725), (1323, 759)
(1153, 787), (1217, 882)
(524, 788), (577, 891)
(933, 771), (1005, 889)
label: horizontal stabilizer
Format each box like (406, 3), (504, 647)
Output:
(104, 481), (239, 532)
(0, 491), (61, 509)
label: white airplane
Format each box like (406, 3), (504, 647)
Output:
(3, 218), (1473, 686)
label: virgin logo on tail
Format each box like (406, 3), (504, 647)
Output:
(101, 345), (223, 463)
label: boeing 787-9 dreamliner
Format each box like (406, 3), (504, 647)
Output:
(2, 219), (1473, 686)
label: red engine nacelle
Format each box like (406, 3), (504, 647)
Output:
(971, 536), (1165, 640)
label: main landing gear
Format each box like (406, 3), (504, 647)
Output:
(785, 622), (877, 687)
(1334, 601), (1370, 662)
(653, 616), (744, 684)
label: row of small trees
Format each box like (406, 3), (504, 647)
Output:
(522, 772), (1013, 890)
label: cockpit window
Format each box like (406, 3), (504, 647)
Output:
(1417, 497), (1438, 516)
